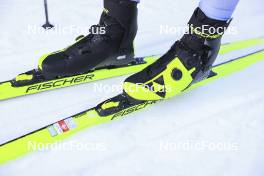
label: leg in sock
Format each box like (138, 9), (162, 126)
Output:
(199, 0), (239, 21)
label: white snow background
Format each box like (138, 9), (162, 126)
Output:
(0, 0), (264, 175)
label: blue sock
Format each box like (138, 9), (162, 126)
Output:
(199, 0), (239, 21)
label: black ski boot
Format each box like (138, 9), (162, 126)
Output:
(123, 7), (231, 101)
(13, 0), (138, 86)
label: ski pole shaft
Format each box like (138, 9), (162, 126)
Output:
(44, 0), (50, 23)
(42, 0), (54, 29)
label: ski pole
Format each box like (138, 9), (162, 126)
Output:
(42, 0), (54, 29)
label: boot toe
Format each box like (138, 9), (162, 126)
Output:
(41, 52), (68, 77)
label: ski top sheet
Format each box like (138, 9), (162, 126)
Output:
(0, 37), (264, 101)
(0, 46), (264, 165)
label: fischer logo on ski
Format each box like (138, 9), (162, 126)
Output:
(26, 74), (95, 93)
(111, 101), (157, 120)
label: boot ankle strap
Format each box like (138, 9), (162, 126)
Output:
(188, 7), (231, 39)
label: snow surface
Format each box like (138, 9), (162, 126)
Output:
(0, 0), (264, 175)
